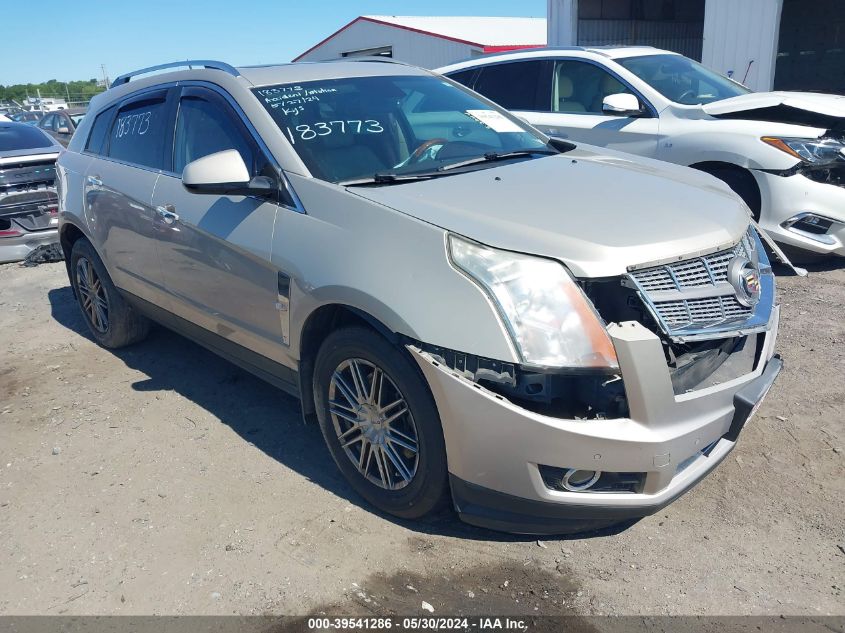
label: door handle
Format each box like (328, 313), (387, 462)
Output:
(155, 204), (179, 225)
(87, 175), (103, 187)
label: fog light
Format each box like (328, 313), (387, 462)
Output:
(538, 465), (645, 493)
(782, 213), (837, 244)
(561, 469), (601, 491)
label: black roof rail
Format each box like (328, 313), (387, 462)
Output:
(111, 60), (240, 88)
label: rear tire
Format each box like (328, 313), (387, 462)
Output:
(313, 327), (449, 519)
(70, 239), (150, 348)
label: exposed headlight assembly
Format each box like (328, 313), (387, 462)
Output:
(761, 136), (845, 165)
(448, 235), (618, 369)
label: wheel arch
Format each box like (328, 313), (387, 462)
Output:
(689, 161), (763, 221)
(297, 303), (402, 424)
(59, 222), (88, 293)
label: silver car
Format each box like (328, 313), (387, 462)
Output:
(57, 59), (782, 534)
(0, 122), (62, 263)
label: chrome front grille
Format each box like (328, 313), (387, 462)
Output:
(626, 231), (771, 340)
(632, 240), (748, 293)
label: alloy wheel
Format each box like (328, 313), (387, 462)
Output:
(328, 358), (420, 490)
(76, 257), (109, 333)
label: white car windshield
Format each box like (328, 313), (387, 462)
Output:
(618, 54), (751, 105)
(253, 74), (552, 184)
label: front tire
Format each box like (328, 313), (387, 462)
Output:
(313, 327), (449, 519)
(70, 239), (150, 348)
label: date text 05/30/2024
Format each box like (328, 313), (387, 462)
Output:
(306, 617), (529, 631)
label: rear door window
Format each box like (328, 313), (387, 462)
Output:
(107, 92), (172, 170)
(473, 60), (551, 111)
(446, 68), (477, 89)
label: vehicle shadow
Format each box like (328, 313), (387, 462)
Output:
(48, 285), (636, 543)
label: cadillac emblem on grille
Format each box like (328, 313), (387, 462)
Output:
(625, 228), (773, 341)
(728, 256), (762, 307)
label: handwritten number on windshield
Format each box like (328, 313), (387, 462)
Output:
(285, 120), (383, 144)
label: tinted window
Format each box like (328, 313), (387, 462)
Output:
(108, 96), (170, 169)
(85, 106), (116, 155)
(446, 69), (476, 88)
(173, 95), (255, 174)
(473, 61), (548, 110)
(553, 60), (636, 114)
(0, 124), (54, 151)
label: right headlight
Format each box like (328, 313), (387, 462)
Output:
(448, 234), (618, 369)
(761, 136), (845, 165)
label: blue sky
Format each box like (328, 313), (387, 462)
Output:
(2, 0), (546, 85)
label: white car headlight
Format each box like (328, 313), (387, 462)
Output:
(448, 235), (618, 369)
(762, 136), (845, 165)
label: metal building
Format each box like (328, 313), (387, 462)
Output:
(293, 15), (547, 68)
(547, 0), (845, 94)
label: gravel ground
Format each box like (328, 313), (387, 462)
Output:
(0, 260), (842, 617)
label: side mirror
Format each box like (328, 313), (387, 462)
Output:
(182, 149), (276, 198)
(602, 93), (644, 117)
(57, 126), (70, 134)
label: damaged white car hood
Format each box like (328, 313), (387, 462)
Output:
(349, 147), (750, 279)
(703, 91), (845, 119)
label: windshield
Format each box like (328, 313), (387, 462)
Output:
(0, 124), (54, 151)
(617, 54), (751, 105)
(253, 74), (550, 183)
(70, 113), (86, 126)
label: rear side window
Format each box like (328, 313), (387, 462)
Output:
(446, 68), (477, 88)
(85, 106), (116, 155)
(473, 61), (550, 111)
(108, 96), (169, 170)
(0, 124), (54, 151)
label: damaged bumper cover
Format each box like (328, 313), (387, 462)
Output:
(408, 307), (781, 535)
(753, 168), (845, 257)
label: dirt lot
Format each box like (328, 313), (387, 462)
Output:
(0, 259), (843, 618)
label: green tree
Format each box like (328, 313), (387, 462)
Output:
(0, 79), (106, 105)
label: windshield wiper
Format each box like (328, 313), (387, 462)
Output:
(340, 172), (445, 186)
(436, 148), (559, 172)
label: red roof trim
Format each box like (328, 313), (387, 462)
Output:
(482, 44), (545, 53)
(293, 16), (365, 62)
(292, 16), (545, 61)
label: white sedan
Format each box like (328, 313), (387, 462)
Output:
(439, 47), (845, 259)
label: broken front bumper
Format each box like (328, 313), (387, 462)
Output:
(409, 307), (781, 535)
(753, 170), (845, 257)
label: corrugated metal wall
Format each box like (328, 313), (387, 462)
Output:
(296, 20), (479, 68)
(701, 0), (782, 91)
(547, 0), (578, 46)
(578, 20), (703, 60)
(775, 0), (845, 94)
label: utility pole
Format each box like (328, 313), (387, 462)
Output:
(100, 64), (110, 87)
